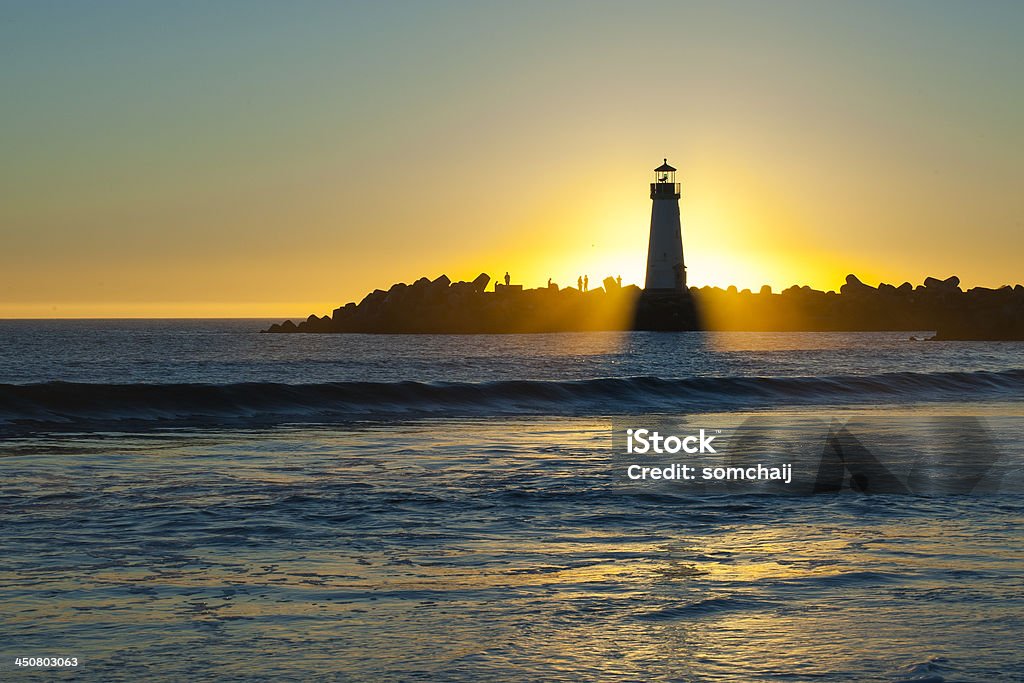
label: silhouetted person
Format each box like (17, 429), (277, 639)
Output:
(584, 275), (589, 292)
(577, 276), (583, 291)
(504, 272), (510, 286)
(616, 275), (622, 287)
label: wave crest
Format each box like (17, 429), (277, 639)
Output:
(1, 368), (1022, 432)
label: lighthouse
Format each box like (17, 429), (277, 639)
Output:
(644, 159), (686, 291)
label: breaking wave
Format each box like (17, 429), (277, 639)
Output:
(0, 368), (1022, 432)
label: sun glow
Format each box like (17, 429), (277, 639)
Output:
(3, 3), (1022, 318)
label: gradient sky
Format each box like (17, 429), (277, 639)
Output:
(2, 1), (1022, 317)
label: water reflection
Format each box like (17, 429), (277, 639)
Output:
(1, 414), (1021, 680)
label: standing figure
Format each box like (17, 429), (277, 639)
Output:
(504, 272), (511, 286)
(616, 275), (622, 287)
(577, 276), (583, 291)
(583, 275), (589, 292)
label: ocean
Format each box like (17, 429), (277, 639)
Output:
(1, 321), (1022, 682)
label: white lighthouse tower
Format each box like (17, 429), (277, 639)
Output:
(644, 159), (686, 291)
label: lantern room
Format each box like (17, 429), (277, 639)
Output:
(651, 159), (681, 199)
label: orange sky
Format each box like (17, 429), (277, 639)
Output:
(2, 2), (1022, 317)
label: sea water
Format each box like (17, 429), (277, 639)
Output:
(1, 321), (1022, 681)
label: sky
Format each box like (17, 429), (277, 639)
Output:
(1, 0), (1022, 317)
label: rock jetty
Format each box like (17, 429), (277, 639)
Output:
(263, 273), (1024, 339)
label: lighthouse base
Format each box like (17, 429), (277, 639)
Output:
(633, 289), (702, 331)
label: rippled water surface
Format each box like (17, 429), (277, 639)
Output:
(1, 323), (1022, 681)
(0, 321), (1021, 385)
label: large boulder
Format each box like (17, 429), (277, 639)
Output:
(384, 283), (409, 305)
(425, 275), (452, 304)
(471, 273), (491, 293)
(923, 275), (960, 291)
(840, 274), (875, 296)
(358, 289), (388, 308)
